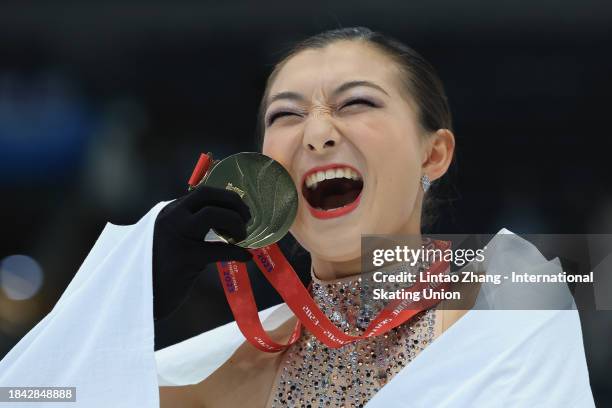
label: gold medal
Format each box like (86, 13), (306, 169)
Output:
(199, 152), (298, 248)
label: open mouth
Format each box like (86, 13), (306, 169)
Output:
(301, 165), (364, 219)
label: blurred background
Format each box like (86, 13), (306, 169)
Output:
(0, 0), (611, 405)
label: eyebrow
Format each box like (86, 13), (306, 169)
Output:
(266, 80), (389, 108)
(333, 80), (389, 97)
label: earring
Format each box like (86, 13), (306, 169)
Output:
(421, 174), (431, 192)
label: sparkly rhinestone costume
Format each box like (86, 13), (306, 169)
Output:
(268, 265), (437, 408)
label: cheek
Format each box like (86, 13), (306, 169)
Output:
(368, 160), (420, 235)
(378, 136), (421, 192)
(353, 113), (421, 174)
(346, 112), (411, 159)
(262, 132), (295, 172)
(362, 119), (423, 227)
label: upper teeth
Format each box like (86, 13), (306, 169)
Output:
(305, 167), (362, 189)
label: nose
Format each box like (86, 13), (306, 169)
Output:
(302, 115), (340, 154)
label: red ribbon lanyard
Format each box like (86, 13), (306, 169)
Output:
(188, 152), (451, 353)
(216, 241), (451, 352)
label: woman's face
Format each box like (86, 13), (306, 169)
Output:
(262, 41), (427, 262)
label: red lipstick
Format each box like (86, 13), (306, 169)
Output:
(301, 163), (363, 220)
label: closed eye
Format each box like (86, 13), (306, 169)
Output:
(266, 111), (300, 126)
(340, 98), (378, 110)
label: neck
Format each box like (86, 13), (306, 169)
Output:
(311, 214), (422, 281)
(311, 256), (362, 282)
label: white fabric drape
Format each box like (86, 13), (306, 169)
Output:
(0, 204), (596, 407)
(0, 201), (167, 407)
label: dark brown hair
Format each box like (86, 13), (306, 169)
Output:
(256, 27), (454, 229)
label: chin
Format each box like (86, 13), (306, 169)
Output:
(290, 222), (363, 262)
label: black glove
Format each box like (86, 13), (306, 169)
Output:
(152, 185), (252, 321)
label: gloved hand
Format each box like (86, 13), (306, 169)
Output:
(152, 185), (252, 321)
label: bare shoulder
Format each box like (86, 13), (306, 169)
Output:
(189, 316), (297, 408)
(159, 384), (201, 408)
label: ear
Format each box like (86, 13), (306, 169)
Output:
(421, 129), (455, 181)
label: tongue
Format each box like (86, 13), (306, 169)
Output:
(321, 189), (360, 210)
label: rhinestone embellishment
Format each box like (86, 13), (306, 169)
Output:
(270, 269), (437, 407)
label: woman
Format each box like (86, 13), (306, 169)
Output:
(152, 25), (459, 406)
(154, 27), (594, 407)
(0, 27), (595, 407)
